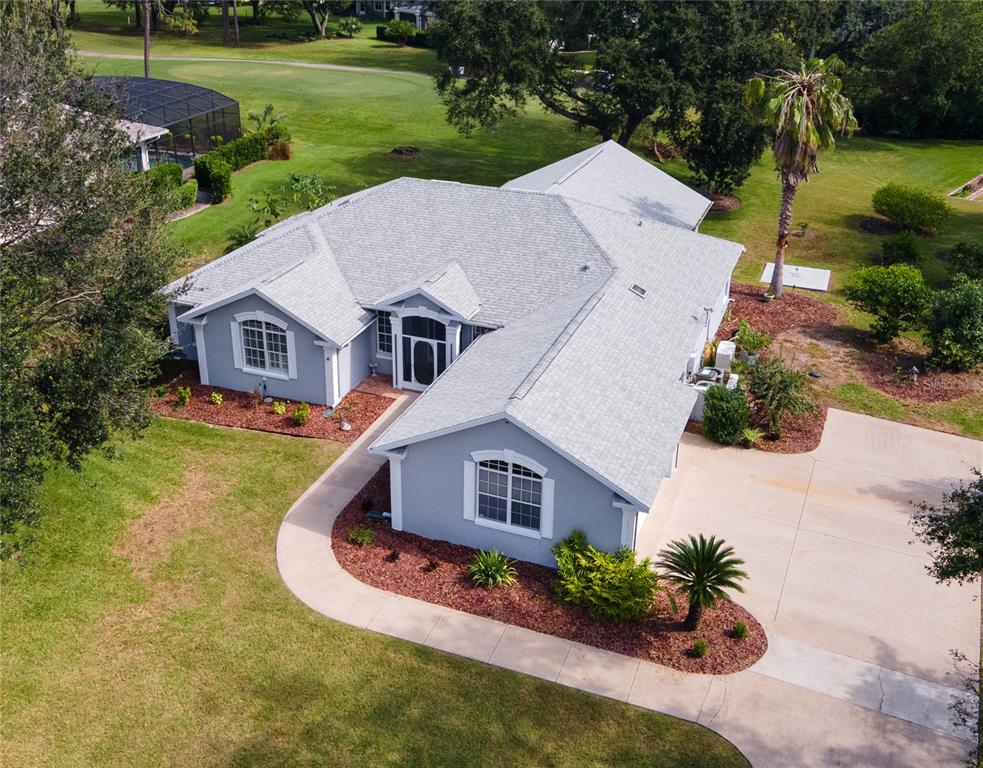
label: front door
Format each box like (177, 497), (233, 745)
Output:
(401, 332), (447, 390)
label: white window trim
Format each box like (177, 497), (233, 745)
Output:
(231, 310), (297, 380)
(375, 310), (393, 359)
(466, 450), (554, 540)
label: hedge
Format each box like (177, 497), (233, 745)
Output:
(871, 183), (951, 234)
(375, 24), (430, 47)
(193, 125), (289, 200)
(145, 162), (183, 192)
(702, 385), (749, 445)
(171, 179), (198, 211)
(194, 155), (231, 202)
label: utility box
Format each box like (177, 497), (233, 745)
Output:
(715, 340), (736, 372)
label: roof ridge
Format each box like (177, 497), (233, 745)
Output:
(554, 195), (618, 272)
(553, 144), (605, 186)
(508, 283), (609, 402)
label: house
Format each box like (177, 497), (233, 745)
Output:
(355, 0), (435, 29)
(165, 141), (743, 565)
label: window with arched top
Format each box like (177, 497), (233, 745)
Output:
(231, 310), (297, 380)
(463, 450), (554, 539)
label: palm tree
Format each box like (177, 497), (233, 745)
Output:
(657, 534), (748, 630)
(745, 57), (856, 298)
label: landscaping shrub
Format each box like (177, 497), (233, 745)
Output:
(272, 400), (286, 416)
(266, 140), (292, 161)
(844, 263), (931, 343)
(745, 359), (813, 437)
(225, 223), (257, 253)
(384, 19), (416, 45)
(175, 386), (191, 406)
(733, 320), (770, 357)
(467, 549), (518, 588)
(702, 385), (750, 446)
(292, 402), (311, 426)
(194, 154), (231, 202)
(691, 639), (709, 658)
(878, 230), (920, 265)
(338, 16), (361, 37)
(950, 241), (983, 280)
(145, 162), (182, 193)
(731, 621), (749, 640)
(347, 526), (376, 546)
(871, 183), (951, 234)
(552, 530), (660, 621)
(210, 391), (223, 406)
(171, 179), (198, 211)
(926, 274), (983, 371)
(740, 426), (764, 449)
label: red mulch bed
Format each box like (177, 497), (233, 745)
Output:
(332, 469), (768, 675)
(150, 372), (393, 443)
(752, 405), (827, 454)
(717, 282), (839, 341)
(854, 345), (977, 404)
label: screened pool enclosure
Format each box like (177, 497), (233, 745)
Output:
(94, 76), (241, 168)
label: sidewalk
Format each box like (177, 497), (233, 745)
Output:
(276, 399), (972, 768)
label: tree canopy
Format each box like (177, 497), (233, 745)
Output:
(0, 2), (178, 554)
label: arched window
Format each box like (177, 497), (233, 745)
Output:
(464, 450), (554, 539)
(231, 310), (296, 379)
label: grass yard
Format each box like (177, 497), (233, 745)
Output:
(68, 0), (440, 74)
(1, 418), (748, 768)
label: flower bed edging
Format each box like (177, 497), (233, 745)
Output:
(331, 468), (768, 675)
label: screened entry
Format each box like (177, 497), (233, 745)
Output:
(401, 316), (448, 389)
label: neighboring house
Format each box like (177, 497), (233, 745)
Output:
(165, 141), (743, 565)
(354, 0), (434, 29)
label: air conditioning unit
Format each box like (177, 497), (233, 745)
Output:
(715, 340), (736, 372)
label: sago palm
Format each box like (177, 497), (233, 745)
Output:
(746, 56), (856, 298)
(657, 534), (748, 630)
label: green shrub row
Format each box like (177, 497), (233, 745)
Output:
(375, 24), (430, 47)
(170, 179), (198, 211)
(552, 531), (660, 621)
(193, 125), (290, 202)
(145, 161), (183, 192)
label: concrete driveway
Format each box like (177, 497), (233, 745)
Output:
(635, 409), (982, 767)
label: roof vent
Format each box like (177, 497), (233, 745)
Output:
(629, 283), (647, 298)
(580, 263), (592, 272)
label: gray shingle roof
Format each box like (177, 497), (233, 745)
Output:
(503, 140), (712, 231)
(378, 261), (481, 319)
(372, 207), (744, 508)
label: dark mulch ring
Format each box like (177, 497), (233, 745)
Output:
(751, 405), (828, 454)
(150, 372), (393, 443)
(717, 282), (839, 341)
(707, 192), (741, 212)
(854, 341), (977, 404)
(333, 469), (768, 675)
(859, 215), (901, 236)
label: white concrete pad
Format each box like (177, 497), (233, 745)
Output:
(368, 595), (445, 644)
(556, 643), (639, 702)
(627, 661), (713, 721)
(424, 611), (506, 662)
(880, 667), (976, 741)
(760, 262), (831, 291)
(488, 624), (572, 682)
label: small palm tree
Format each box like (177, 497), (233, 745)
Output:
(745, 57), (856, 298)
(657, 534), (748, 630)
(247, 104), (286, 133)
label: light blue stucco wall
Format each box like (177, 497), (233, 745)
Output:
(191, 294), (329, 404)
(397, 419), (628, 567)
(340, 324), (374, 394)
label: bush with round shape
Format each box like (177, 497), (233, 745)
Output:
(657, 534), (748, 630)
(878, 230), (920, 264)
(734, 320), (771, 356)
(272, 400), (286, 416)
(926, 274), (983, 371)
(552, 530), (661, 621)
(210, 391), (223, 406)
(690, 639), (709, 658)
(702, 385), (750, 446)
(745, 358), (813, 437)
(871, 183), (951, 234)
(194, 155), (232, 202)
(844, 263), (931, 344)
(347, 526), (376, 546)
(145, 162), (182, 193)
(175, 385), (191, 407)
(171, 179), (198, 211)
(338, 16), (361, 37)
(731, 620), (749, 640)
(385, 18), (416, 45)
(467, 549), (518, 587)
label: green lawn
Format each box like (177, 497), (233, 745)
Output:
(1, 418), (748, 768)
(68, 0), (440, 74)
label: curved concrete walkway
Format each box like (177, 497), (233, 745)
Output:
(78, 50), (429, 77)
(277, 401), (977, 768)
